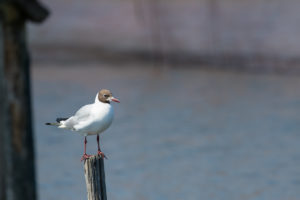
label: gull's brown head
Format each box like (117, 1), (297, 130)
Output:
(98, 89), (120, 104)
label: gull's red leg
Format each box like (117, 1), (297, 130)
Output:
(81, 136), (91, 161)
(97, 134), (107, 159)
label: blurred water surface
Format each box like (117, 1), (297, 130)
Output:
(32, 64), (300, 200)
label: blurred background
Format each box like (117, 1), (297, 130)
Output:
(28, 0), (300, 200)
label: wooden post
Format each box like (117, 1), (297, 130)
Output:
(0, 1), (48, 200)
(84, 155), (107, 200)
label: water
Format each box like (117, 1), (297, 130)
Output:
(32, 63), (300, 200)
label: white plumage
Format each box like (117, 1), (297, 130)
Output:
(46, 89), (119, 160)
(59, 94), (114, 136)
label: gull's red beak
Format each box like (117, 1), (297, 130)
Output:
(111, 97), (120, 103)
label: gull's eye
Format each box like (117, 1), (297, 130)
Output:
(103, 94), (109, 98)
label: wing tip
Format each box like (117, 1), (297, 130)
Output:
(56, 117), (69, 123)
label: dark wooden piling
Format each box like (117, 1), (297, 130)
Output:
(0, 1), (48, 200)
(84, 155), (107, 200)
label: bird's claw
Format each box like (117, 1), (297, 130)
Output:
(97, 151), (108, 159)
(81, 153), (91, 162)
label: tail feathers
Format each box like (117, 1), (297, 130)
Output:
(56, 117), (69, 123)
(45, 122), (60, 126)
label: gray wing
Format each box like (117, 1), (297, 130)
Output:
(74, 104), (93, 120)
(63, 104), (93, 128)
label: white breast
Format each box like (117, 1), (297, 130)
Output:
(73, 102), (114, 135)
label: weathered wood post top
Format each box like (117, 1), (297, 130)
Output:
(84, 155), (107, 200)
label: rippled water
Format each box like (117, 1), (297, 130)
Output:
(32, 64), (300, 200)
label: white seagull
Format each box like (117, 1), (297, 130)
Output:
(46, 89), (120, 161)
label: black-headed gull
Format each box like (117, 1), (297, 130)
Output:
(46, 89), (120, 161)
